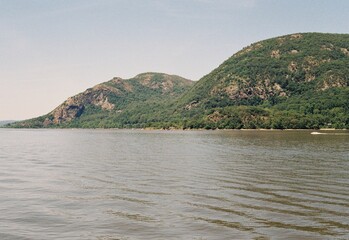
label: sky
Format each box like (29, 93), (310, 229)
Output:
(1, 0), (349, 120)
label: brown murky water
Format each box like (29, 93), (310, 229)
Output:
(0, 129), (348, 239)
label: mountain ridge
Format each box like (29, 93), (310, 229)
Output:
(7, 33), (349, 129)
(178, 32), (348, 107)
(175, 32), (348, 129)
(9, 72), (193, 128)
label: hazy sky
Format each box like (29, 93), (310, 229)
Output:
(1, 0), (349, 120)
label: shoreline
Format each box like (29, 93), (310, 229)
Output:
(1, 127), (348, 132)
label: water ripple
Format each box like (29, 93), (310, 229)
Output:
(0, 129), (348, 239)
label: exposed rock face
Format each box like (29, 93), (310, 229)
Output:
(288, 61), (297, 72)
(209, 76), (286, 102)
(207, 111), (224, 123)
(341, 48), (349, 56)
(94, 96), (114, 110)
(49, 85), (117, 124)
(320, 73), (347, 90)
(52, 104), (85, 124)
(321, 44), (334, 51)
(271, 50), (281, 59)
(225, 81), (286, 100)
(290, 33), (303, 39)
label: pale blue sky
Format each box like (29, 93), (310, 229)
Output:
(1, 0), (348, 120)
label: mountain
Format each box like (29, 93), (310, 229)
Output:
(8, 33), (349, 129)
(0, 120), (16, 127)
(9, 73), (193, 128)
(176, 33), (349, 129)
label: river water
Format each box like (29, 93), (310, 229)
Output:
(0, 129), (348, 240)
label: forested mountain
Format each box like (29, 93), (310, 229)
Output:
(9, 73), (193, 128)
(8, 33), (349, 129)
(177, 33), (349, 129)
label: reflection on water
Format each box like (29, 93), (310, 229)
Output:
(0, 129), (348, 239)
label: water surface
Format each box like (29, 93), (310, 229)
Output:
(0, 129), (348, 239)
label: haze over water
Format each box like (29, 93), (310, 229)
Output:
(0, 129), (348, 239)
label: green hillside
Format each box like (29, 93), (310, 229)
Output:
(8, 33), (349, 129)
(9, 73), (193, 128)
(176, 33), (349, 129)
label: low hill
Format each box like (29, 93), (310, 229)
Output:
(9, 73), (193, 128)
(0, 120), (16, 127)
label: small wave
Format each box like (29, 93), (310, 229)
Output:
(311, 132), (324, 135)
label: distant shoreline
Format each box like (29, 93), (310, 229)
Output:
(1, 127), (348, 132)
